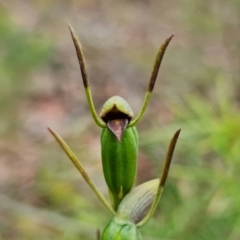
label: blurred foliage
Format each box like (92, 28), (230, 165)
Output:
(139, 77), (240, 240)
(0, 8), (53, 137)
(0, 0), (240, 240)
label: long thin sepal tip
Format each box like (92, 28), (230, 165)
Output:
(160, 128), (181, 187)
(47, 127), (115, 215)
(148, 33), (174, 92)
(68, 23), (89, 88)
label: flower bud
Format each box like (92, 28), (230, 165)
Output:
(100, 218), (142, 240)
(100, 96), (138, 210)
(116, 179), (158, 225)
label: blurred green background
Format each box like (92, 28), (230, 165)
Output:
(0, 0), (240, 239)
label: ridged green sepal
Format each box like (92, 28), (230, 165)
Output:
(101, 126), (138, 209)
(116, 179), (159, 225)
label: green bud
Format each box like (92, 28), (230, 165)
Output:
(100, 96), (138, 210)
(100, 180), (159, 240)
(100, 218), (142, 240)
(116, 179), (159, 225)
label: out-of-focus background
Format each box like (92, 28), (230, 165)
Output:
(0, 0), (240, 239)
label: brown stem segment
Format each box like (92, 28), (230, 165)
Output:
(96, 229), (101, 240)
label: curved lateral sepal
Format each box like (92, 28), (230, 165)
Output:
(137, 129), (181, 227)
(129, 34), (174, 127)
(48, 127), (115, 215)
(68, 24), (106, 128)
